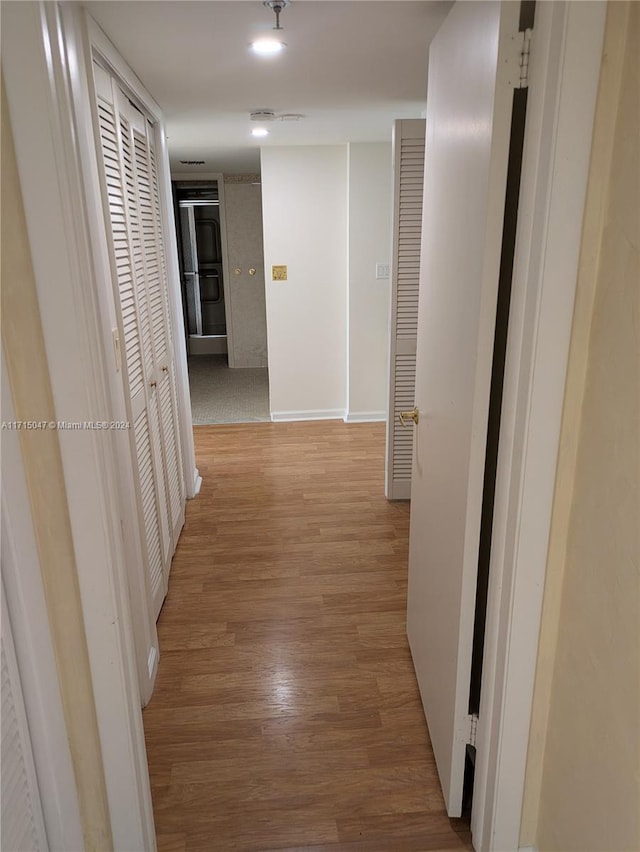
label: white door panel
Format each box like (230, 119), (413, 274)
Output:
(407, 0), (520, 816)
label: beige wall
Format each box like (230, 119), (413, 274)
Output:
(261, 145), (348, 418)
(2, 82), (113, 850)
(224, 180), (269, 368)
(521, 3), (640, 849)
(347, 142), (393, 418)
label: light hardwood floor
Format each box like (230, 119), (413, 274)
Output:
(143, 421), (473, 852)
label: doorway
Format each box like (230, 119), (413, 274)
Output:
(173, 177), (270, 424)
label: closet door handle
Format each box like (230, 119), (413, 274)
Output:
(150, 380), (157, 388)
(161, 366), (168, 373)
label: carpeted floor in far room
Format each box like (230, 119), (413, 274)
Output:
(188, 354), (270, 425)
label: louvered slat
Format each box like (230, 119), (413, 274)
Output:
(97, 78), (168, 618)
(97, 100), (144, 402)
(386, 120), (426, 499)
(133, 407), (163, 597)
(148, 137), (174, 356)
(148, 135), (185, 519)
(94, 65), (186, 622)
(133, 131), (168, 365)
(392, 354), (418, 478)
(1, 610), (47, 852)
(123, 118), (154, 381)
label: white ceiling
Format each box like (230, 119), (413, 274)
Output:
(85, 1), (452, 174)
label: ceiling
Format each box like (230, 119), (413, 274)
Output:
(84, 1), (452, 174)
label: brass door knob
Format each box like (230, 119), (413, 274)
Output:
(150, 380), (157, 388)
(399, 407), (419, 427)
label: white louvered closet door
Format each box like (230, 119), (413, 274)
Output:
(142, 124), (185, 545)
(385, 119), (426, 500)
(93, 62), (184, 619)
(1, 589), (48, 852)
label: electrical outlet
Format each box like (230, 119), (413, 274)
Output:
(376, 263), (390, 279)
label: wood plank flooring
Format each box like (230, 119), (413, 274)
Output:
(143, 421), (472, 852)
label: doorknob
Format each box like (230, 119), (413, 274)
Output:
(150, 380), (157, 388)
(399, 407), (419, 427)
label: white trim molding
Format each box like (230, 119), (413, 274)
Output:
(471, 3), (607, 850)
(1, 356), (84, 852)
(2, 3), (158, 848)
(271, 409), (347, 422)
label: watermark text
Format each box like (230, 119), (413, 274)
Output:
(2, 420), (130, 431)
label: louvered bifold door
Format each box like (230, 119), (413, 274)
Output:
(94, 62), (167, 618)
(143, 122), (185, 544)
(1, 588), (48, 852)
(124, 99), (185, 551)
(385, 119), (426, 500)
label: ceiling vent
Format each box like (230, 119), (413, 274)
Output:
(250, 110), (305, 123)
(179, 160), (205, 165)
(250, 110), (277, 122)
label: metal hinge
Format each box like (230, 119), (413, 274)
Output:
(468, 713), (479, 748)
(517, 28), (532, 89)
(505, 27), (533, 90)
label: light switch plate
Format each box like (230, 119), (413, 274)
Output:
(376, 263), (390, 279)
(272, 265), (288, 281)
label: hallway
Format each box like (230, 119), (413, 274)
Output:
(143, 421), (472, 851)
(188, 355), (270, 425)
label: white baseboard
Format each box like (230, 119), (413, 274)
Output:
(344, 410), (387, 423)
(271, 409), (346, 422)
(188, 468), (202, 499)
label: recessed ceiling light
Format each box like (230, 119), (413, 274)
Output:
(250, 38), (286, 56)
(252, 127), (270, 138)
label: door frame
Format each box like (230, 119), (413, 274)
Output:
(471, 2), (606, 849)
(172, 171), (236, 367)
(1, 0), (605, 848)
(2, 2), (157, 847)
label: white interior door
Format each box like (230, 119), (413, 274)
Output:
(406, 0), (522, 816)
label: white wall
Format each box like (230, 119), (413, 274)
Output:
(261, 146), (348, 419)
(347, 143), (392, 420)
